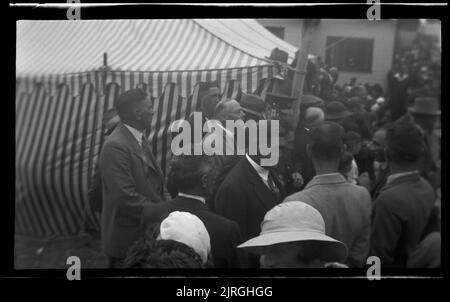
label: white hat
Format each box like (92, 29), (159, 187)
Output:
(238, 201), (348, 263)
(158, 211), (211, 264)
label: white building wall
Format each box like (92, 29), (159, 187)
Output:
(258, 19), (397, 90)
(257, 19), (303, 48)
(309, 19), (397, 89)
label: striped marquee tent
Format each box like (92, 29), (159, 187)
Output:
(16, 19), (298, 237)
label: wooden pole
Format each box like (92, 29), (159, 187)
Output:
(292, 20), (317, 127)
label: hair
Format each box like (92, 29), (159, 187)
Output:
(344, 131), (362, 145)
(293, 240), (339, 263)
(114, 88), (148, 120)
(338, 151), (354, 176)
(124, 223), (206, 268)
(199, 82), (220, 108)
(386, 121), (425, 164)
(309, 121), (345, 161)
(168, 154), (215, 192)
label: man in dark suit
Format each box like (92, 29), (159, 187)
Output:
(100, 88), (166, 268)
(370, 121), (435, 267)
(142, 152), (247, 268)
(214, 121), (286, 267)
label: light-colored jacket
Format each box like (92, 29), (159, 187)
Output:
(284, 173), (372, 267)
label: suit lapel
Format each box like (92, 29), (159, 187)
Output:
(118, 122), (164, 180)
(242, 158), (279, 210)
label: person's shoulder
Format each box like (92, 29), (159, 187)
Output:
(347, 182), (371, 197)
(283, 190), (310, 203)
(220, 158), (246, 186)
(205, 210), (240, 231)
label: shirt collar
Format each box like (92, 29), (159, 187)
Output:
(178, 192), (206, 204)
(246, 153), (269, 182)
(386, 170), (419, 185)
(123, 123), (144, 146)
(305, 173), (346, 189)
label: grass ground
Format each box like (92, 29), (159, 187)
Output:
(14, 231), (108, 269)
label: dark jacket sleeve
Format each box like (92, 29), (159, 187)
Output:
(370, 193), (403, 266)
(214, 183), (248, 240)
(228, 221), (250, 268)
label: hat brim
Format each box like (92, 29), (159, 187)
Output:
(325, 111), (352, 120)
(408, 108), (441, 115)
(241, 107), (265, 118)
(238, 230), (348, 263)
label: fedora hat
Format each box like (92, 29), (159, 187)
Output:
(325, 101), (352, 120)
(300, 95), (325, 108)
(240, 94), (266, 118)
(238, 201), (348, 263)
(409, 97), (441, 115)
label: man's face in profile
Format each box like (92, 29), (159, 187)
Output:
(136, 97), (154, 129)
(202, 87), (221, 116)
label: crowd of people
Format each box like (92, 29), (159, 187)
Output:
(91, 40), (441, 269)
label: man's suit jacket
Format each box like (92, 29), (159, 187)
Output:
(142, 195), (248, 268)
(370, 172), (435, 267)
(214, 156), (286, 266)
(100, 122), (165, 259)
(284, 173), (372, 268)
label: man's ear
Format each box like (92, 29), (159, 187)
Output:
(134, 107), (143, 121)
(201, 174), (208, 189)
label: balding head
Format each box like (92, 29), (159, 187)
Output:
(214, 99), (244, 121)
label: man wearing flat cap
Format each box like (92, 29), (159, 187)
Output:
(370, 122), (435, 267)
(397, 97), (441, 189)
(100, 88), (166, 268)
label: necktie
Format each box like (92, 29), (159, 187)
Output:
(267, 171), (282, 202)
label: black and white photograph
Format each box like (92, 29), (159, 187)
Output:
(12, 3), (443, 283)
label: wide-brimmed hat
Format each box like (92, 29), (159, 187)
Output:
(409, 97), (441, 115)
(240, 94), (266, 118)
(325, 101), (352, 120)
(300, 95), (325, 108)
(238, 201), (348, 263)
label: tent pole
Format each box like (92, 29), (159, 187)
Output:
(291, 19), (318, 127)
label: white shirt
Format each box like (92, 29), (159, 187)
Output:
(178, 192), (206, 204)
(347, 159), (359, 185)
(246, 153), (270, 188)
(124, 123), (144, 147)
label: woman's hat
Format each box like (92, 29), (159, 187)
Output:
(238, 201), (348, 263)
(158, 211), (211, 264)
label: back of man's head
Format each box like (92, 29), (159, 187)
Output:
(114, 88), (147, 120)
(386, 121), (425, 164)
(169, 152), (215, 193)
(309, 121), (345, 161)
